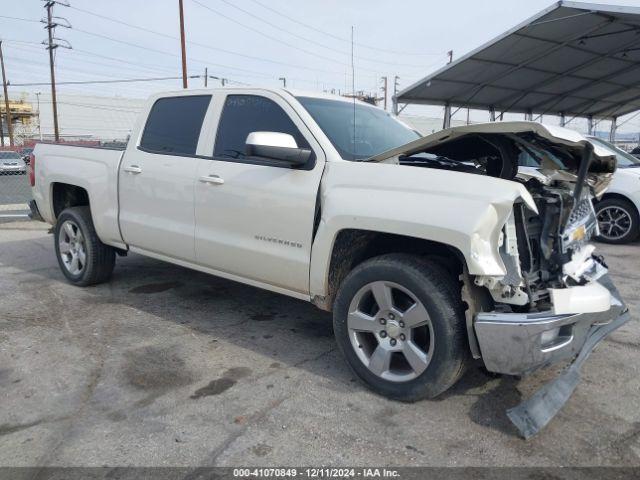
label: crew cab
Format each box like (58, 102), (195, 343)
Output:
(29, 88), (629, 438)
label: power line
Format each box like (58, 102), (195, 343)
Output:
(191, 0), (359, 70)
(11, 75), (201, 87)
(0, 13), (353, 80)
(194, 0), (433, 69)
(0, 11), (377, 93)
(0, 15), (40, 23)
(6, 40), (189, 77)
(43, 0), (72, 142)
(39, 100), (142, 113)
(4, 50), (173, 82)
(245, 0), (444, 56)
(70, 6), (381, 77)
(60, 5), (386, 79)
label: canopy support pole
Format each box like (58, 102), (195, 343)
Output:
(443, 103), (452, 129)
(588, 115), (594, 135)
(609, 117), (617, 142)
(560, 113), (566, 127)
(489, 107), (496, 122)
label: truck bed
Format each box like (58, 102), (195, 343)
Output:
(32, 143), (127, 248)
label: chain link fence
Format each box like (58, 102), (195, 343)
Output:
(0, 150), (31, 220)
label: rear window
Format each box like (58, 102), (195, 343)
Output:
(140, 95), (211, 155)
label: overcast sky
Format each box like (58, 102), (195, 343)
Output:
(2, 0), (640, 131)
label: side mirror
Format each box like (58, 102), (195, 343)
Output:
(245, 132), (311, 166)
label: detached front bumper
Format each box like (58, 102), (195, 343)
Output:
(474, 275), (630, 438)
(475, 275), (626, 376)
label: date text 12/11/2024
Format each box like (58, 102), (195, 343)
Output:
(233, 468), (401, 478)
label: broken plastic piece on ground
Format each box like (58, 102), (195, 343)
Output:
(507, 308), (630, 439)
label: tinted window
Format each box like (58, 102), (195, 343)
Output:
(214, 95), (309, 159)
(140, 95), (211, 155)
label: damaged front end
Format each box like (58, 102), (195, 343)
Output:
(373, 122), (630, 438)
(467, 133), (628, 438)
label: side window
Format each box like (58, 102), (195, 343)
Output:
(214, 95), (309, 159)
(140, 95), (211, 155)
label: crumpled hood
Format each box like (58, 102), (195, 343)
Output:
(369, 121), (616, 176)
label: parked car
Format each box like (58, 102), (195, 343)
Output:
(0, 150), (27, 175)
(631, 146), (640, 159)
(519, 135), (640, 244)
(588, 137), (640, 244)
(29, 90), (628, 438)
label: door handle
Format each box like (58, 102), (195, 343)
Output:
(199, 174), (224, 185)
(123, 165), (142, 174)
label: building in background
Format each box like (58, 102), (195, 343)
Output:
(1, 91), (145, 145)
(0, 94), (37, 145)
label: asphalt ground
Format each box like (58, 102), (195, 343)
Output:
(0, 219), (638, 467)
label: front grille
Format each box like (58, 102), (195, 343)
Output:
(561, 198), (598, 253)
(567, 199), (592, 225)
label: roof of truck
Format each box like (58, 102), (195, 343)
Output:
(149, 87), (375, 107)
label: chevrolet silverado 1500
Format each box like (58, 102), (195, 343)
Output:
(29, 88), (629, 437)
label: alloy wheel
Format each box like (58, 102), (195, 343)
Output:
(597, 205), (633, 242)
(58, 220), (87, 275)
(347, 281), (434, 382)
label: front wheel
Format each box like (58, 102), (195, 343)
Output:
(333, 254), (468, 402)
(595, 198), (640, 244)
(54, 206), (116, 286)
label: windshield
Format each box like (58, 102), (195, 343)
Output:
(297, 96), (420, 160)
(0, 151), (21, 159)
(589, 137), (640, 168)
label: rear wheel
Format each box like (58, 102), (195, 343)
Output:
(595, 198), (640, 244)
(54, 206), (115, 286)
(333, 254), (468, 401)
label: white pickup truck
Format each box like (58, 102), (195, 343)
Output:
(30, 88), (629, 437)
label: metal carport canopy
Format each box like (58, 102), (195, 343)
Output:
(395, 1), (640, 121)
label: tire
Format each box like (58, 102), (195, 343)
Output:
(54, 206), (115, 286)
(595, 197), (640, 244)
(333, 254), (468, 402)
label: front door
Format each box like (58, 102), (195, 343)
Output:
(194, 92), (324, 295)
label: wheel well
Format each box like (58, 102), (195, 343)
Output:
(321, 229), (466, 311)
(52, 183), (89, 219)
(599, 193), (637, 209)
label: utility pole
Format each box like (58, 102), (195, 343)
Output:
(0, 41), (14, 146)
(178, 0), (188, 89)
(279, 77), (286, 88)
(43, 1), (72, 142)
(0, 94), (4, 147)
(447, 50), (454, 64)
(204, 67), (207, 87)
(380, 76), (388, 111)
(393, 76), (400, 99)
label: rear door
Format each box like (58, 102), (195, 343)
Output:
(194, 91), (325, 295)
(119, 94), (211, 261)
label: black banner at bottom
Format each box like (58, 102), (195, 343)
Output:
(0, 467), (638, 480)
